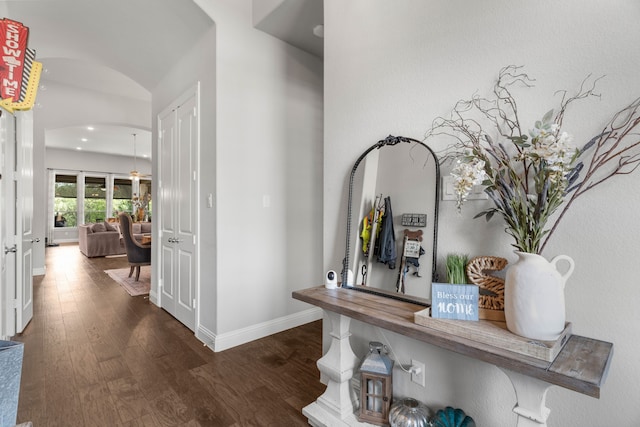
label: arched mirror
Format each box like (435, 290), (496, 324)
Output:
(341, 135), (439, 306)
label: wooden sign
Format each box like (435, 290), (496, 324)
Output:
(403, 239), (421, 258)
(431, 283), (479, 321)
(401, 213), (426, 227)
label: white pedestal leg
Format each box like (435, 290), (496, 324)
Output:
(303, 311), (362, 426)
(500, 368), (553, 427)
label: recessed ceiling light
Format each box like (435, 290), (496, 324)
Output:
(81, 138), (88, 142)
(87, 126), (94, 131)
(76, 147), (82, 150)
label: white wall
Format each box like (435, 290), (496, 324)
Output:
(179, 0), (324, 346)
(152, 22), (218, 335)
(324, 1), (640, 425)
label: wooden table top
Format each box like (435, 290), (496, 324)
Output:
(292, 286), (613, 398)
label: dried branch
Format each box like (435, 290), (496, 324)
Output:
(426, 66), (640, 255)
(540, 96), (640, 252)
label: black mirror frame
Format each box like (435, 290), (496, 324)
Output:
(340, 135), (440, 305)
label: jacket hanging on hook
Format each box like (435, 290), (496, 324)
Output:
(374, 196), (396, 269)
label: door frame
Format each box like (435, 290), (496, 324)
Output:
(155, 82), (200, 333)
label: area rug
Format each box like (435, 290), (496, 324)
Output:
(105, 266), (151, 296)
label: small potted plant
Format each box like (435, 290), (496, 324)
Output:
(446, 253), (469, 285)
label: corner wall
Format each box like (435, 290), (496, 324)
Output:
(166, 0), (324, 346)
(324, 1), (640, 425)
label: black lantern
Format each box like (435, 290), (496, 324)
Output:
(358, 341), (394, 425)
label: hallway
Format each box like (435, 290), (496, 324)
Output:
(14, 244), (323, 426)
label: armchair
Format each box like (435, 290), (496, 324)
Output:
(118, 213), (151, 281)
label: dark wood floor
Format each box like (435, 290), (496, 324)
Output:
(14, 243), (324, 426)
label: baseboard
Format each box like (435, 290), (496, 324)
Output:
(33, 266), (46, 276)
(197, 307), (323, 352)
(196, 324), (216, 350)
(148, 288), (159, 306)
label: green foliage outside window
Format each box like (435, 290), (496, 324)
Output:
(54, 179), (77, 227)
(84, 199), (107, 223)
(84, 178), (106, 223)
(113, 179), (133, 217)
(53, 174), (151, 226)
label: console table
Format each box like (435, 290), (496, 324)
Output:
(292, 286), (613, 427)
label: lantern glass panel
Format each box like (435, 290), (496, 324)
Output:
(365, 378), (383, 412)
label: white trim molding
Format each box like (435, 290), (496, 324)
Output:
(198, 307), (323, 352)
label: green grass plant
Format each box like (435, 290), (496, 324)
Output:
(446, 253), (469, 284)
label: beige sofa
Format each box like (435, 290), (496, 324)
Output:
(78, 221), (151, 257)
(78, 222), (125, 257)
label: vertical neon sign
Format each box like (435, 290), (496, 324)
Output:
(0, 19), (29, 102)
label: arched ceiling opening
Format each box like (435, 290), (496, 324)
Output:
(0, 0), (213, 158)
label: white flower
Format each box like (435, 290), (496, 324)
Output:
(451, 158), (487, 211)
(523, 130), (576, 177)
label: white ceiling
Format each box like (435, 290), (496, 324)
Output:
(0, 0), (322, 158)
(46, 124), (152, 159)
(1, 0), (213, 158)
(1, 0), (213, 90)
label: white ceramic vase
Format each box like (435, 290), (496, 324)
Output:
(504, 251), (575, 341)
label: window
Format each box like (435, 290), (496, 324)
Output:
(84, 176), (107, 223)
(51, 172), (152, 227)
(54, 174), (77, 227)
(112, 178), (133, 216)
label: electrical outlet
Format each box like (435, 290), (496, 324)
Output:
(411, 359), (425, 387)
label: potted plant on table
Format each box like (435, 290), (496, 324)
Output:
(427, 65), (640, 340)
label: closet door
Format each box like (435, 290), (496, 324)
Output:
(158, 86), (199, 331)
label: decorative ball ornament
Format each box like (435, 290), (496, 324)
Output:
(431, 407), (475, 427)
(389, 398), (433, 427)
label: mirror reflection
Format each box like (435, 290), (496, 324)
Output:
(342, 136), (439, 304)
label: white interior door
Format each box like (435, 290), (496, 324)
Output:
(0, 111), (33, 337)
(159, 105), (178, 316)
(0, 111), (15, 339)
(16, 111), (34, 333)
(158, 85), (199, 331)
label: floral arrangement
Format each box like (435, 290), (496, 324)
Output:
(132, 192), (151, 221)
(427, 66), (640, 254)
